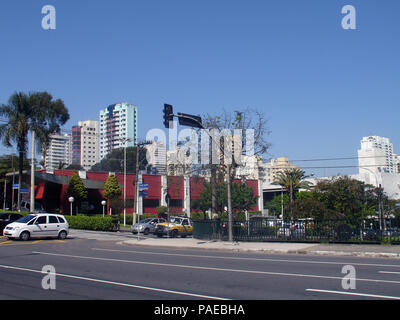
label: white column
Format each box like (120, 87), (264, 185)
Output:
(184, 175), (191, 217)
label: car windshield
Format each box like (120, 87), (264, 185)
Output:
(15, 214), (36, 224)
(139, 218), (152, 224)
(170, 217), (182, 224)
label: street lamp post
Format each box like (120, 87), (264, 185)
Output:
(68, 197), (74, 216)
(101, 200), (106, 217)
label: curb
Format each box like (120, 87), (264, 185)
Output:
(119, 240), (400, 259)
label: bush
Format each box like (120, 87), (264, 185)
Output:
(65, 215), (117, 231)
(156, 206), (168, 214)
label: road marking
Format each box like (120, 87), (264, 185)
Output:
(33, 251), (400, 285)
(0, 263), (229, 300)
(379, 271), (400, 275)
(306, 289), (400, 300)
(92, 247), (400, 269)
(0, 240), (64, 246)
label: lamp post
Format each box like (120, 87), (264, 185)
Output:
(101, 200), (106, 217)
(68, 197), (74, 216)
(120, 137), (132, 226)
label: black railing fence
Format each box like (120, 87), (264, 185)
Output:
(193, 217), (400, 244)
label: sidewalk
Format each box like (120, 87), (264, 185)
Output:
(69, 229), (400, 259)
(122, 237), (400, 259)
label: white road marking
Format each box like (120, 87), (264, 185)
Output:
(379, 271), (400, 275)
(93, 247), (400, 269)
(306, 289), (400, 300)
(0, 263), (229, 300)
(33, 251), (400, 285)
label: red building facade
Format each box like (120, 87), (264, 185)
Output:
(34, 170), (260, 215)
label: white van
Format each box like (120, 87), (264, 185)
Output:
(3, 213), (69, 241)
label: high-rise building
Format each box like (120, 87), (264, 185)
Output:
(357, 136), (400, 199)
(44, 133), (72, 171)
(260, 157), (299, 187)
(358, 136), (396, 177)
(99, 103), (138, 160)
(72, 120), (99, 170)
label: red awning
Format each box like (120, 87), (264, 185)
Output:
(35, 183), (45, 200)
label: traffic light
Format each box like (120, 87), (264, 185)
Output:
(177, 112), (203, 129)
(163, 104), (174, 128)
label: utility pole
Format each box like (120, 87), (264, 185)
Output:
(133, 141), (151, 226)
(163, 105), (235, 242)
(30, 131), (35, 213)
(121, 137), (132, 226)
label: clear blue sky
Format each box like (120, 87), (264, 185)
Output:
(0, 0), (399, 177)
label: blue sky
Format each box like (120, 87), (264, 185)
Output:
(0, 0), (399, 177)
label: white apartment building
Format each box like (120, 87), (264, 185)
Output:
(357, 136), (400, 199)
(358, 136), (396, 175)
(146, 141), (167, 175)
(99, 103), (138, 160)
(72, 120), (99, 171)
(44, 133), (72, 171)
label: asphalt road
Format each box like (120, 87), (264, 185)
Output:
(1, 235), (400, 301)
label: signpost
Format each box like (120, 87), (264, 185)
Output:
(139, 183), (149, 191)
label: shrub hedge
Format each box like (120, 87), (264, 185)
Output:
(65, 215), (117, 231)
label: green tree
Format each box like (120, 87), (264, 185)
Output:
(311, 176), (386, 223)
(67, 172), (88, 213)
(272, 168), (312, 204)
(197, 180), (257, 217)
(103, 174), (122, 214)
(265, 193), (289, 218)
(0, 91), (69, 210)
(90, 146), (147, 173)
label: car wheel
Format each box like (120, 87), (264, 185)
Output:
(20, 231), (30, 241)
(170, 230), (178, 238)
(143, 228), (150, 235)
(58, 230), (67, 240)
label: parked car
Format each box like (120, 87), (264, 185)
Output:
(0, 212), (23, 235)
(131, 217), (166, 235)
(278, 222), (305, 238)
(3, 213), (69, 241)
(154, 216), (193, 238)
(383, 228), (400, 237)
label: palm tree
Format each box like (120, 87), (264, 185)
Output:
(0, 91), (69, 210)
(272, 168), (312, 204)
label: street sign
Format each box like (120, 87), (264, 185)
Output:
(139, 190), (148, 197)
(12, 184), (19, 189)
(20, 188), (29, 194)
(139, 183), (149, 191)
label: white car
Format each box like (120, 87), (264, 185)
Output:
(3, 213), (69, 241)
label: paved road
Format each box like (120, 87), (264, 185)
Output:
(1, 235), (400, 302)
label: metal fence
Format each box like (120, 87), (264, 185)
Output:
(193, 217), (400, 244)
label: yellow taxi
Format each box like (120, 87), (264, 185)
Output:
(154, 216), (193, 238)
